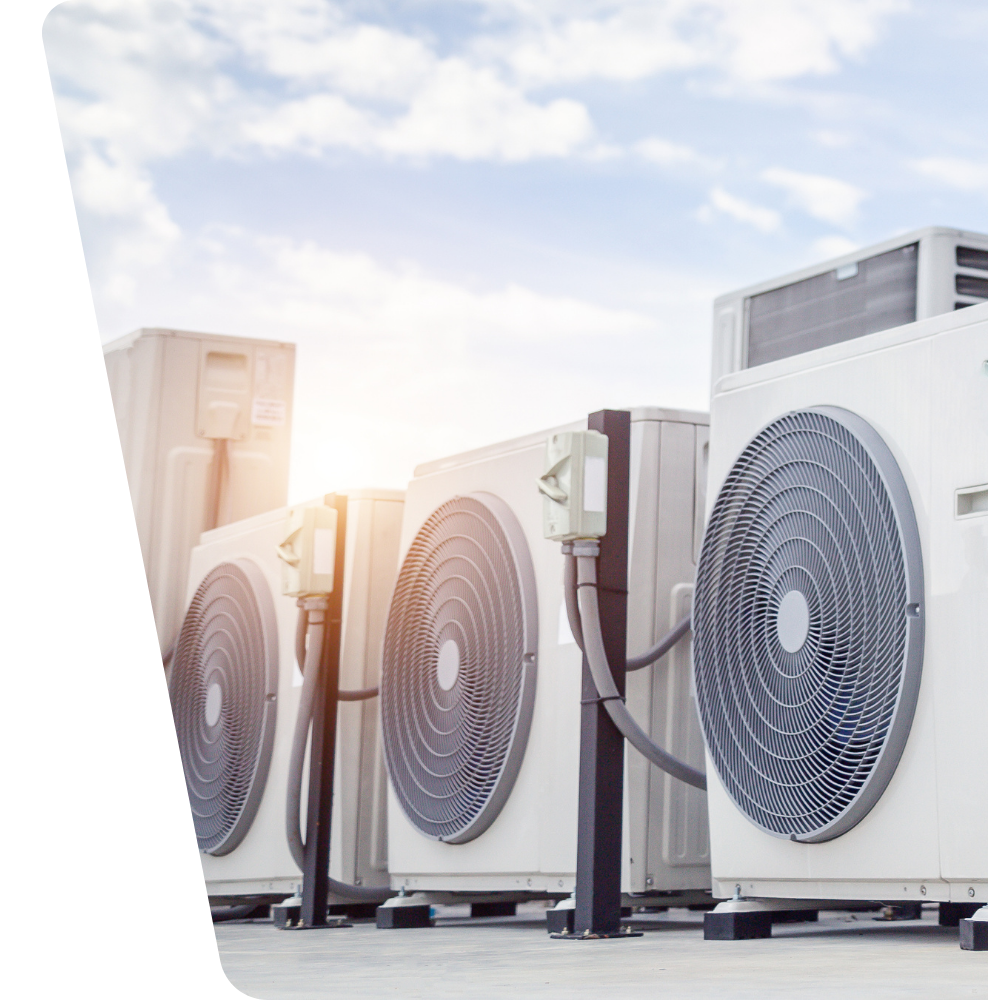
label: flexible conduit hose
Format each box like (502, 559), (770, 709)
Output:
(285, 603), (391, 902)
(295, 608), (379, 700)
(574, 553), (707, 791)
(626, 615), (692, 673)
(564, 555), (690, 672)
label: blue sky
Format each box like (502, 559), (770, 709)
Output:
(42, 0), (988, 497)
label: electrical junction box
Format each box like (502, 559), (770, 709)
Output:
(540, 430), (608, 541)
(278, 504), (338, 597)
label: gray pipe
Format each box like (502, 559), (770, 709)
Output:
(568, 553), (690, 672)
(575, 555), (707, 791)
(285, 602), (393, 902)
(626, 614), (691, 672)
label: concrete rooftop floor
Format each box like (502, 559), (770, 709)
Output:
(214, 903), (986, 1000)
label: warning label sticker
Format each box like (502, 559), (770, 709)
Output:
(252, 398), (286, 427)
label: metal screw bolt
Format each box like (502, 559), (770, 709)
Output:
(646, 877), (654, 886)
(920, 885), (927, 895)
(970, 887), (976, 898)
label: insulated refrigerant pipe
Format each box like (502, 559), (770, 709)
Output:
(563, 553), (691, 672)
(285, 602), (390, 902)
(573, 550), (707, 791)
(295, 608), (378, 699)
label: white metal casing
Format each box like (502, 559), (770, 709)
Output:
(712, 226), (988, 387)
(103, 327), (295, 653)
(183, 489), (404, 901)
(704, 302), (988, 905)
(386, 408), (711, 895)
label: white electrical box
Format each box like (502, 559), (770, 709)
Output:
(539, 430), (608, 541)
(278, 504), (338, 597)
(103, 327), (295, 652)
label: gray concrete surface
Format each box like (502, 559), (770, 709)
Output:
(215, 903), (986, 1000)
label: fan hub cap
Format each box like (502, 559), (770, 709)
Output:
(436, 639), (461, 692)
(776, 589), (810, 653)
(205, 681), (223, 727)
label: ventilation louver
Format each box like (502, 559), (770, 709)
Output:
(693, 407), (924, 843)
(381, 493), (538, 844)
(169, 559), (278, 855)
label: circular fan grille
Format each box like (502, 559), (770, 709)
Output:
(169, 559), (278, 855)
(381, 493), (538, 843)
(693, 407), (924, 843)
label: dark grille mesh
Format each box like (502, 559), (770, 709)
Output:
(170, 560), (278, 855)
(381, 494), (538, 843)
(693, 408), (923, 842)
(747, 244), (918, 367)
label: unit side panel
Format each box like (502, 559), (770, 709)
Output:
(646, 421), (709, 885)
(354, 497), (404, 883)
(625, 419), (661, 892)
(930, 322), (988, 880)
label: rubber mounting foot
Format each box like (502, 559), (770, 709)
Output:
(959, 919), (988, 951)
(376, 904), (432, 929)
(704, 911), (772, 940)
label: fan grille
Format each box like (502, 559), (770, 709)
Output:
(381, 493), (538, 843)
(170, 560), (278, 855)
(693, 407), (923, 842)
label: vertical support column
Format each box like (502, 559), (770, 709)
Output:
(573, 409), (630, 937)
(300, 494), (348, 927)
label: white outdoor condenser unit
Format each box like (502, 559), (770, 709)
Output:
(103, 328), (295, 654)
(168, 490), (404, 902)
(693, 301), (988, 907)
(711, 226), (988, 386)
(380, 409), (711, 897)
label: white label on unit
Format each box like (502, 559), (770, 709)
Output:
(313, 528), (336, 575)
(252, 397), (286, 427)
(583, 455), (607, 513)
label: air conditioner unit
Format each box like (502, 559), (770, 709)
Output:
(693, 302), (988, 908)
(711, 226), (988, 387)
(169, 490), (403, 903)
(103, 327), (295, 653)
(380, 409), (711, 897)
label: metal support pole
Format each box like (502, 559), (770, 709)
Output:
(299, 493), (348, 927)
(573, 409), (630, 937)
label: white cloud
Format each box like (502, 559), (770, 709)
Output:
(707, 0), (907, 84)
(810, 235), (860, 259)
(913, 156), (988, 192)
(700, 186), (781, 233)
(761, 166), (866, 226)
(636, 136), (718, 170)
(378, 60), (593, 161)
(483, 0), (907, 86)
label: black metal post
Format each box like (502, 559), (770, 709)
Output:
(573, 409), (630, 937)
(299, 493), (348, 927)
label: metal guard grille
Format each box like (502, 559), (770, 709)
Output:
(381, 493), (538, 843)
(170, 559), (278, 855)
(693, 407), (923, 843)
